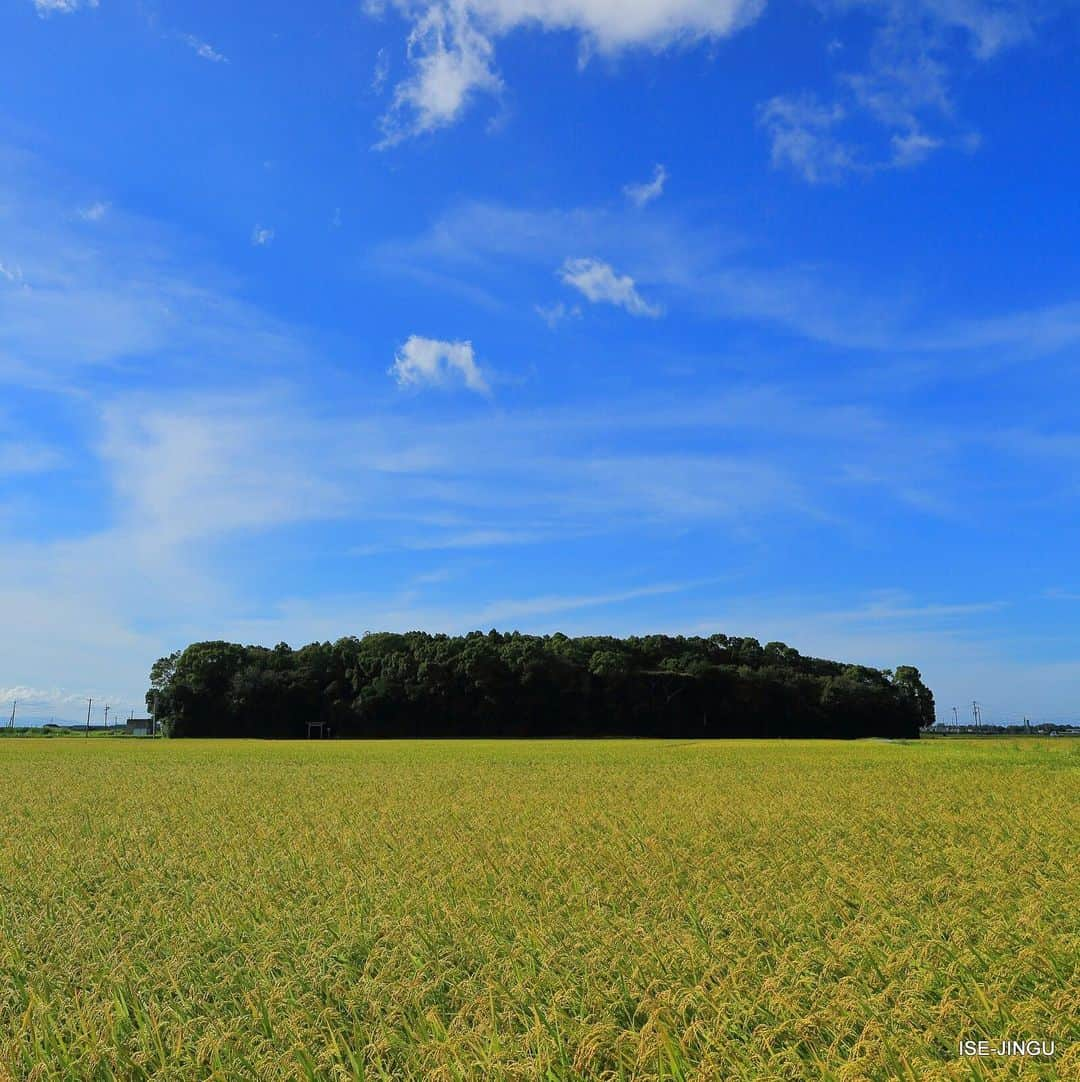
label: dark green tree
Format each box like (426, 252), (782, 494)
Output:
(145, 632), (932, 740)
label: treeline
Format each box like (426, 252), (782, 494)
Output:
(147, 631), (935, 739)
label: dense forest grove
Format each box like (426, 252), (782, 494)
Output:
(146, 632), (935, 739)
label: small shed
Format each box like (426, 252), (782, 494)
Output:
(125, 718), (152, 737)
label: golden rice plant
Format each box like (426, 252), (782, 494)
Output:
(0, 737), (1076, 1080)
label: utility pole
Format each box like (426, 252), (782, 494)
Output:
(86, 697), (92, 738)
(7, 701), (15, 730)
(952, 706), (959, 731)
(103, 704), (110, 731)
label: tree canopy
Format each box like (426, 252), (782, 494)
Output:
(147, 631), (934, 739)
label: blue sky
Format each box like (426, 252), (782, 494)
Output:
(2, 0), (1080, 725)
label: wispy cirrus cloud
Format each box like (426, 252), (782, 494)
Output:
(377, 196), (1080, 360)
(535, 300), (582, 328)
(761, 1), (1037, 182)
(377, 200), (900, 346)
(0, 164), (309, 391)
(472, 579), (706, 623)
(758, 81), (951, 183)
(624, 164), (668, 208)
(758, 96), (854, 184)
(181, 34), (228, 63)
(372, 47), (391, 93)
(33, 0), (98, 15)
(78, 201), (109, 222)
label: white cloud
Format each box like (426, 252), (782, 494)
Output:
(759, 91), (947, 181)
(100, 394), (349, 547)
(918, 300), (1080, 355)
(0, 686), (142, 727)
(0, 165), (310, 390)
(376, 0), (763, 140)
(905, 0), (1035, 59)
(383, 197), (1080, 356)
(535, 301), (581, 328)
(760, 1), (1037, 183)
(0, 685), (135, 720)
(582, 454), (798, 518)
(624, 163), (668, 207)
(0, 686), (73, 707)
(371, 0), (1042, 168)
(845, 50), (952, 130)
(468, 0), (763, 50)
(357, 527), (550, 553)
(473, 580), (701, 623)
(79, 201), (109, 222)
(182, 34), (228, 63)
(251, 224), (275, 246)
(378, 4), (502, 145)
(758, 95), (854, 183)
(379, 200), (896, 346)
(559, 257), (661, 317)
(389, 335), (490, 393)
(33, 0), (98, 15)
(372, 47), (391, 92)
(890, 129), (943, 167)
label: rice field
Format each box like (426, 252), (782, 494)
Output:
(0, 738), (1076, 1081)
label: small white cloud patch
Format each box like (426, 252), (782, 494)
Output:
(390, 335), (490, 394)
(624, 164), (668, 207)
(758, 95), (853, 183)
(182, 35), (228, 63)
(890, 129), (943, 168)
(79, 202), (109, 222)
(34, 0), (98, 15)
(372, 47), (390, 93)
(251, 225), (275, 247)
(535, 301), (582, 328)
(559, 258), (661, 318)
